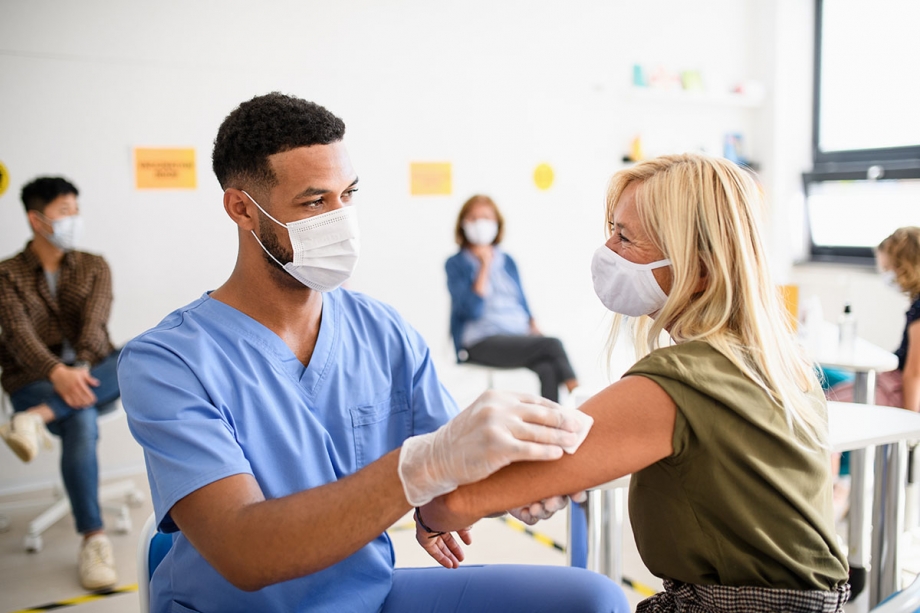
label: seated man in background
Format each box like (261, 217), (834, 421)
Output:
(0, 176), (120, 590)
(117, 92), (625, 613)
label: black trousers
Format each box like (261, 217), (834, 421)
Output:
(464, 335), (576, 402)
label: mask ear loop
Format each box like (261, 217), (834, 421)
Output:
(240, 190), (287, 228)
(237, 190), (291, 269)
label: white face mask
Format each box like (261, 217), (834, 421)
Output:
(463, 219), (498, 246)
(40, 213), (83, 251)
(242, 190), (360, 292)
(881, 269), (900, 292)
(591, 245), (671, 317)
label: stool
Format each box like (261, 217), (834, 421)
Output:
(0, 395), (145, 552)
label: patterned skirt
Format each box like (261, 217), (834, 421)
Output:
(637, 579), (850, 613)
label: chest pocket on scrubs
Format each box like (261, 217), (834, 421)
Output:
(350, 391), (411, 469)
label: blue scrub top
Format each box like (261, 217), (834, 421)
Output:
(117, 289), (458, 613)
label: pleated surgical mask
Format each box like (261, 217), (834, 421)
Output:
(242, 190), (360, 292)
(39, 213), (83, 251)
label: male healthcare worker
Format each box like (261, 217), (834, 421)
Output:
(117, 93), (626, 613)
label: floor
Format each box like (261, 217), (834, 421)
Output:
(5, 475), (920, 613)
(0, 473), (661, 613)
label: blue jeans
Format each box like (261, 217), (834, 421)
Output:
(382, 564), (629, 612)
(10, 349), (121, 534)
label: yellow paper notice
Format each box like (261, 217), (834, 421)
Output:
(534, 163), (554, 190)
(410, 162), (452, 196)
(135, 148), (197, 189)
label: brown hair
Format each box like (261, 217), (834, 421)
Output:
(878, 227), (920, 298)
(454, 195), (504, 247)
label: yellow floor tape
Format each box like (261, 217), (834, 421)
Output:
(10, 584), (137, 613)
(14, 518), (655, 611)
(497, 516), (658, 597)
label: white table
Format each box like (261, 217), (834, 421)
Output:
(572, 402), (920, 609)
(807, 320), (898, 406)
(808, 323), (900, 611)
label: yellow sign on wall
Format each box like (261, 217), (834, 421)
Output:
(0, 160), (9, 197)
(135, 148), (197, 189)
(534, 163), (554, 190)
(410, 162), (452, 196)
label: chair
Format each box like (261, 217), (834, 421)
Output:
(137, 512), (172, 613)
(0, 393), (144, 552)
(871, 572), (920, 612)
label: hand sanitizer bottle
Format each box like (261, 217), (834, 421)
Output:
(838, 303), (857, 354)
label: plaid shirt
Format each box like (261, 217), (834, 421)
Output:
(0, 242), (115, 394)
(638, 579), (851, 613)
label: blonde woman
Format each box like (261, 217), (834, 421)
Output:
(420, 154), (850, 612)
(830, 227), (920, 412)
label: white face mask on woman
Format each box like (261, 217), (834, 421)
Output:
(591, 245), (671, 317)
(463, 219), (498, 246)
(40, 213), (83, 252)
(243, 190), (360, 292)
(881, 269), (900, 292)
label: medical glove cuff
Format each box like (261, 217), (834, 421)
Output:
(398, 430), (459, 507)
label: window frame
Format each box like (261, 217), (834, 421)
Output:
(805, 0), (920, 263)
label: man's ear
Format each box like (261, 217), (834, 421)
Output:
(26, 210), (46, 235)
(223, 188), (258, 231)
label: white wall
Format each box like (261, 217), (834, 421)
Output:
(0, 0), (905, 493)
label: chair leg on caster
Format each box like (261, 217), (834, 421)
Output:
(24, 532), (43, 553)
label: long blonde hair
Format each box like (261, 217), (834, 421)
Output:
(606, 153), (826, 446)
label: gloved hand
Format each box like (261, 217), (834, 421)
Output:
(398, 390), (590, 507)
(508, 490), (588, 525)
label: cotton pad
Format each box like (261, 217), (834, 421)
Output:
(561, 409), (594, 454)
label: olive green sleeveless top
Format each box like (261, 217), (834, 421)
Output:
(625, 341), (848, 590)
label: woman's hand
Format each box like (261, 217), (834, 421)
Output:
(470, 245), (493, 268)
(414, 507), (472, 569)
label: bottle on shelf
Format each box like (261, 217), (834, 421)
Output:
(838, 303), (857, 354)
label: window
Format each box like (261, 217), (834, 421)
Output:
(805, 0), (920, 263)
(804, 178), (920, 263)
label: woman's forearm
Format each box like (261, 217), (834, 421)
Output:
(422, 375), (677, 532)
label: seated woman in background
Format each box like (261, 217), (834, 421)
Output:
(445, 195), (578, 402)
(829, 226), (920, 411)
(424, 154), (850, 613)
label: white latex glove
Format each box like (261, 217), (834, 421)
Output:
(509, 496), (569, 525)
(398, 390), (589, 507)
(508, 490), (588, 525)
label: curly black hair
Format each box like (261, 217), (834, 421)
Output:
(20, 177), (79, 213)
(212, 92), (346, 191)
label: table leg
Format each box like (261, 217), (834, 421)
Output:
(569, 489), (624, 583)
(870, 441), (907, 607)
(852, 370), (877, 406)
(848, 447), (874, 613)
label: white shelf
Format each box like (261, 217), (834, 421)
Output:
(626, 86), (764, 109)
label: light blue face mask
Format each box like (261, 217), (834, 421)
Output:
(39, 213), (83, 251)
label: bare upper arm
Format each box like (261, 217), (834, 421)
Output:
(169, 473), (265, 573)
(904, 320), (920, 375)
(441, 374), (677, 524)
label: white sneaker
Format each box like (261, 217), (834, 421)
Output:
(79, 533), (118, 591)
(0, 412), (52, 462)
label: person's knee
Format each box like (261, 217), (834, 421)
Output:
(562, 568), (630, 612)
(60, 408), (100, 445)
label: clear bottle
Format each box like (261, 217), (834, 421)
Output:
(838, 303), (857, 354)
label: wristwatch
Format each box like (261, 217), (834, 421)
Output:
(74, 360), (92, 370)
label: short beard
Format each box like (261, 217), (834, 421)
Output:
(256, 214), (301, 287)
